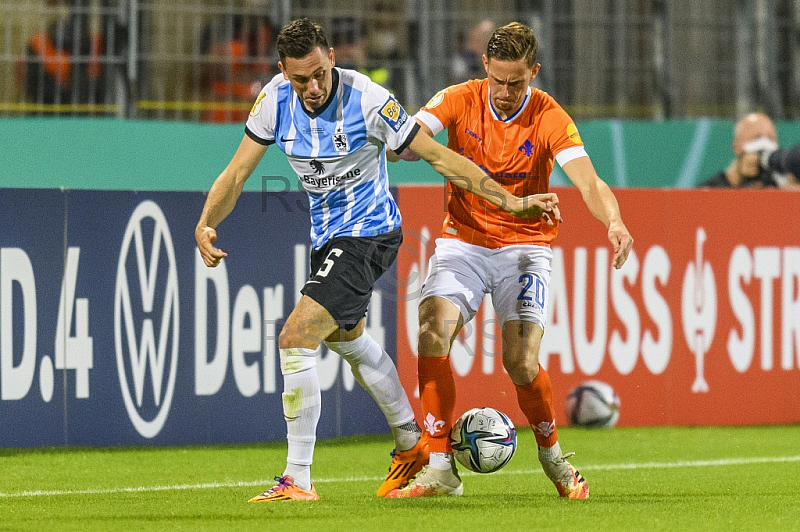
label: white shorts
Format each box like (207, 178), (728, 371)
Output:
(420, 238), (553, 328)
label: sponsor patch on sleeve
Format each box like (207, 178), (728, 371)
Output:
(250, 92), (266, 117)
(378, 97), (408, 132)
(567, 123), (582, 145)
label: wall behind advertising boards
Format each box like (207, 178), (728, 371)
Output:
(4, 117), (800, 191)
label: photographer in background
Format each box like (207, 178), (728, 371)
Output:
(742, 137), (800, 191)
(699, 112), (799, 189)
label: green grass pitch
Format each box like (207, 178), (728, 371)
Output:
(2, 425), (799, 531)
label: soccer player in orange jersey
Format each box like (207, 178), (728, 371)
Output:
(386, 22), (633, 499)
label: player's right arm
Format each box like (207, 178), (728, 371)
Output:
(195, 134), (268, 267)
(372, 82), (548, 215)
(407, 120), (561, 223)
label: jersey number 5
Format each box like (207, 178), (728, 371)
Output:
(317, 248), (343, 277)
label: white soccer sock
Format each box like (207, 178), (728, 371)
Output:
(326, 333), (418, 450)
(538, 440), (562, 462)
(280, 347), (321, 492)
(283, 463), (311, 491)
(429, 451), (454, 470)
(390, 422), (422, 452)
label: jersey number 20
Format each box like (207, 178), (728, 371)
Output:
(517, 273), (545, 308)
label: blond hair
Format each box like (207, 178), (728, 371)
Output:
(486, 22), (538, 67)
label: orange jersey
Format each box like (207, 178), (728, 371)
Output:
(417, 79), (584, 248)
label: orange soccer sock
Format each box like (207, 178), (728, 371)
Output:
(418, 356), (456, 453)
(514, 365), (559, 448)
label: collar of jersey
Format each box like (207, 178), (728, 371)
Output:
(297, 68), (340, 119)
(488, 86), (531, 122)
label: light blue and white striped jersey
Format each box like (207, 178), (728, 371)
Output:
(245, 68), (418, 249)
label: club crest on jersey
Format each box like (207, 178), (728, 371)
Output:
(379, 97), (408, 132)
(518, 139), (534, 157)
(332, 132), (349, 153)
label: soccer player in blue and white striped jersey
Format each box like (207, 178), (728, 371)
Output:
(195, 17), (559, 503)
(244, 51), (406, 249)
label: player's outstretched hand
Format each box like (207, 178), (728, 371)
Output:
(195, 226), (227, 267)
(513, 193), (563, 225)
(608, 221), (633, 269)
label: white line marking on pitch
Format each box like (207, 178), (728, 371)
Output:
(2, 455), (799, 499)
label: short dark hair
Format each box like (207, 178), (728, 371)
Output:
(276, 18), (329, 62)
(486, 22), (538, 67)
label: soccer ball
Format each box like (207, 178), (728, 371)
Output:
(449, 407), (516, 473)
(565, 380), (621, 428)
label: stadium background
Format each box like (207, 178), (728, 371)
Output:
(2, 0), (800, 120)
(0, 0), (798, 448)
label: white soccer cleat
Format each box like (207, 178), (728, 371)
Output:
(385, 465), (463, 498)
(539, 450), (589, 499)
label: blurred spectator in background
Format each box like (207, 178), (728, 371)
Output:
(330, 17), (366, 71)
(365, 3), (403, 95)
(22, 0), (108, 112)
(199, 13), (275, 123)
(451, 19), (494, 84)
(330, 17), (390, 89)
(699, 112), (800, 189)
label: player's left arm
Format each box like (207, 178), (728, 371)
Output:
(562, 156), (633, 269)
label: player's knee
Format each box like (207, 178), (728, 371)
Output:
(417, 321), (450, 357)
(279, 321), (324, 350)
(503, 356), (539, 385)
(324, 339), (356, 363)
(278, 322), (298, 349)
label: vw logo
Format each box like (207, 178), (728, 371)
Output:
(114, 200), (179, 438)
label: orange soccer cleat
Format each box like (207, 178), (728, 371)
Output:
(553, 464), (590, 499)
(377, 436), (430, 497)
(540, 451), (589, 499)
(248, 476), (320, 502)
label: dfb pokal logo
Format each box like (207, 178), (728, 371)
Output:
(115, 200), (179, 438)
(681, 227), (717, 393)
